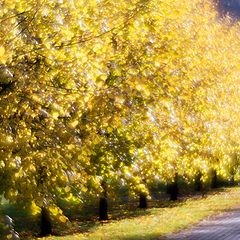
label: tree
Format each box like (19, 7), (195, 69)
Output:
(1, 1), (240, 235)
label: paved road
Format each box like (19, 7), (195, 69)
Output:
(164, 208), (240, 240)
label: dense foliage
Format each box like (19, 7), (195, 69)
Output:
(0, 0), (240, 227)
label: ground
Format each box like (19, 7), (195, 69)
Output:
(164, 207), (240, 240)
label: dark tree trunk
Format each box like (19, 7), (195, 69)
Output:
(194, 171), (202, 192)
(230, 174), (235, 186)
(229, 166), (236, 186)
(167, 174), (178, 201)
(211, 169), (218, 188)
(139, 193), (147, 209)
(40, 207), (52, 236)
(99, 197), (108, 220)
(169, 182), (178, 201)
(99, 181), (108, 221)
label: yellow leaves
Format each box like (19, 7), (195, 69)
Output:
(30, 201), (41, 216)
(135, 82), (151, 97)
(82, 186), (89, 193)
(93, 43), (103, 52)
(29, 164), (36, 172)
(64, 186), (71, 192)
(0, 46), (7, 64)
(123, 167), (132, 179)
(2, 0), (16, 11)
(66, 144), (75, 150)
(106, 127), (113, 133)
(68, 120), (79, 129)
(31, 94), (41, 103)
(5, 135), (13, 144)
(4, 189), (16, 200)
(0, 132), (13, 148)
(134, 183), (149, 196)
(49, 205), (62, 216)
(97, 73), (108, 85)
(113, 95), (125, 110)
(59, 215), (68, 223)
(0, 46), (5, 57)
(15, 1), (31, 12)
(49, 205), (69, 223)
(52, 111), (59, 120)
(0, 0), (237, 208)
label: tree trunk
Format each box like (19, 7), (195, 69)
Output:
(99, 197), (108, 220)
(139, 193), (147, 209)
(230, 174), (235, 186)
(211, 169), (218, 188)
(194, 171), (202, 192)
(167, 174), (178, 201)
(40, 207), (52, 236)
(99, 181), (108, 221)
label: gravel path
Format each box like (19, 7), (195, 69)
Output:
(164, 208), (240, 240)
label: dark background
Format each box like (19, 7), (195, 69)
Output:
(218, 0), (240, 18)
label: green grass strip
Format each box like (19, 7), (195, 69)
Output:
(40, 187), (240, 240)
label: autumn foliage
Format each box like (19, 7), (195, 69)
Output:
(0, 0), (240, 232)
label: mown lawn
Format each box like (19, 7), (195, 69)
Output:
(37, 186), (240, 240)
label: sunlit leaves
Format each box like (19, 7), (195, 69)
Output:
(0, 0), (240, 210)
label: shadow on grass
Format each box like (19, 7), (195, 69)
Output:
(0, 187), (231, 239)
(0, 203), (40, 239)
(55, 194), (204, 238)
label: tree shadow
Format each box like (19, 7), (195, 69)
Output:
(0, 203), (39, 239)
(0, 187), (231, 239)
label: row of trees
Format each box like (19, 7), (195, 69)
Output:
(0, 0), (240, 236)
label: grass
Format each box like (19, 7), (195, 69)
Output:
(37, 186), (240, 240)
(0, 200), (40, 238)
